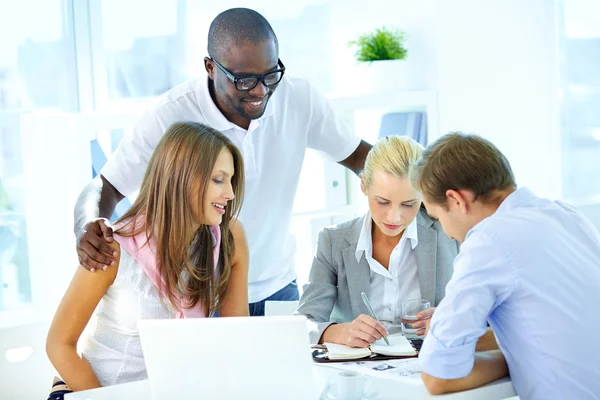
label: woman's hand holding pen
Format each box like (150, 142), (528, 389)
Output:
(342, 314), (389, 348)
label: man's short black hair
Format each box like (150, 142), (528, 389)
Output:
(207, 8), (278, 61)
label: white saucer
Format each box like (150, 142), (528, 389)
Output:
(321, 387), (380, 400)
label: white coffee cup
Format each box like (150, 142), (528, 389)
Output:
(332, 371), (368, 400)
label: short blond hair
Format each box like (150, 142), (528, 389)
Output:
(362, 135), (424, 188)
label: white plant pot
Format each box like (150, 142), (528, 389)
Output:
(353, 59), (426, 94)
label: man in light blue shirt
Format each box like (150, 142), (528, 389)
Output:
(410, 132), (600, 399)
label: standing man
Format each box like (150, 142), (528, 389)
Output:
(74, 8), (371, 316)
(411, 132), (600, 399)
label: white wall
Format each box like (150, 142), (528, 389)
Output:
(329, 0), (438, 94)
(434, 0), (562, 200)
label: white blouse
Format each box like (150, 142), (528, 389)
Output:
(355, 212), (422, 322)
(82, 246), (177, 387)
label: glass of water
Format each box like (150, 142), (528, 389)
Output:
(401, 299), (431, 339)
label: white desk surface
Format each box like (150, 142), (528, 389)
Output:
(66, 364), (517, 400)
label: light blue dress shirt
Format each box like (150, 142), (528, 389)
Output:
(419, 187), (600, 400)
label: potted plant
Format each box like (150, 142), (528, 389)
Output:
(349, 27), (418, 93)
(350, 27), (407, 63)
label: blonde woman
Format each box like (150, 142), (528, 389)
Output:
(46, 122), (249, 393)
(295, 136), (458, 347)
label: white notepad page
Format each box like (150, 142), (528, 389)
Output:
(324, 334), (416, 360)
(323, 343), (371, 360)
(371, 333), (416, 356)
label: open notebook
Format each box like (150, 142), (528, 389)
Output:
(324, 333), (417, 360)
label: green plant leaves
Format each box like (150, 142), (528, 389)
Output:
(349, 27), (407, 62)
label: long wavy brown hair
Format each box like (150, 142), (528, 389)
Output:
(115, 121), (245, 315)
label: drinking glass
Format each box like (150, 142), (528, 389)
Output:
(401, 299), (431, 339)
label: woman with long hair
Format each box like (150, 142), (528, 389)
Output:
(46, 122), (249, 393)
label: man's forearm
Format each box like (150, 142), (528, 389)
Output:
(73, 175), (123, 235)
(338, 140), (372, 176)
(476, 328), (499, 351)
(422, 350), (508, 395)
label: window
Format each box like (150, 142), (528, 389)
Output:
(0, 120), (30, 314)
(0, 0), (78, 320)
(559, 0), (600, 202)
(97, 0), (186, 101)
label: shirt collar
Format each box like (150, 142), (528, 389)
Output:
(355, 213), (373, 263)
(495, 187), (536, 215)
(405, 216), (419, 250)
(464, 187), (535, 242)
(355, 212), (419, 263)
(195, 74), (276, 133)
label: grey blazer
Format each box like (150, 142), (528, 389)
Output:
(295, 208), (459, 344)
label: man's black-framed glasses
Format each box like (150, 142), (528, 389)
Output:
(211, 58), (285, 91)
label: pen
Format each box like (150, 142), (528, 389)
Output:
(361, 292), (390, 345)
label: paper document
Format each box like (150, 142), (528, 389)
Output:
(325, 358), (422, 382)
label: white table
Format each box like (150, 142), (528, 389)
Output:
(66, 364), (516, 400)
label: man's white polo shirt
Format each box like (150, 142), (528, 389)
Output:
(101, 74), (361, 302)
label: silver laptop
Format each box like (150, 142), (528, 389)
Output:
(138, 316), (318, 399)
